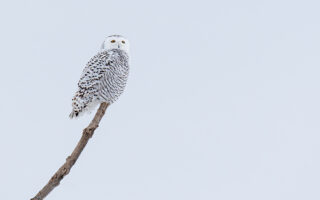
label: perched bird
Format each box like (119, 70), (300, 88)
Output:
(69, 35), (130, 118)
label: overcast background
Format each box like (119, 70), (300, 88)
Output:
(0, 0), (319, 199)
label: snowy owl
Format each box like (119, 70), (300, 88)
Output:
(69, 35), (130, 118)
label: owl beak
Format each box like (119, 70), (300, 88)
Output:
(118, 44), (121, 48)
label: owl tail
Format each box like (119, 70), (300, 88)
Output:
(69, 110), (80, 119)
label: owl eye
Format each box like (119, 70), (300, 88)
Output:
(111, 40), (116, 43)
(121, 40), (126, 44)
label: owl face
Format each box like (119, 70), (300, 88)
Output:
(101, 35), (130, 53)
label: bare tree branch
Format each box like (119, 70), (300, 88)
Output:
(31, 102), (109, 200)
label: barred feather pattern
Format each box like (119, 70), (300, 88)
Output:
(70, 49), (129, 118)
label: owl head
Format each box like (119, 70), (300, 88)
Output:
(101, 35), (130, 53)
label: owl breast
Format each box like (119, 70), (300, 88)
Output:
(98, 49), (129, 104)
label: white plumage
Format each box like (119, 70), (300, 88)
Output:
(70, 35), (130, 118)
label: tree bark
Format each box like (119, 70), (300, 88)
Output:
(31, 102), (109, 200)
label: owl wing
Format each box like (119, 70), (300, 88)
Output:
(70, 51), (113, 118)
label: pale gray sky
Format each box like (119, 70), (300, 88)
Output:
(0, 0), (320, 199)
